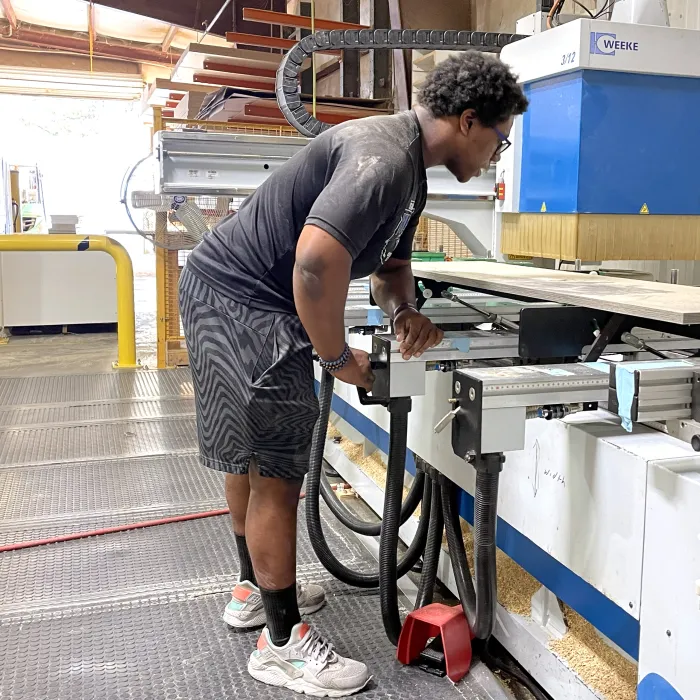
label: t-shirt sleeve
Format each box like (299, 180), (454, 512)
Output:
(305, 145), (412, 260)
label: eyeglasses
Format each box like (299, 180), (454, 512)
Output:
(492, 127), (512, 157)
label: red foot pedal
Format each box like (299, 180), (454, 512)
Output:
(397, 603), (473, 683)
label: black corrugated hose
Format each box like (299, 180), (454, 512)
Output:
(443, 472), (550, 700)
(441, 477), (477, 626)
(320, 463), (425, 536)
(379, 401), (411, 645)
(306, 370), (429, 589)
(441, 469), (499, 639)
(473, 470), (499, 639)
(414, 473), (444, 610)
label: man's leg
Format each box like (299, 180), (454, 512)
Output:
(246, 465), (371, 695)
(246, 465), (303, 645)
(225, 473), (256, 585)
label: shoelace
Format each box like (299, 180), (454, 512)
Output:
(299, 627), (337, 665)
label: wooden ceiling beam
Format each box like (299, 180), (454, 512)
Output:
(162, 25), (178, 53)
(0, 26), (180, 65)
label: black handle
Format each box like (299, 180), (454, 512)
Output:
(357, 387), (388, 406)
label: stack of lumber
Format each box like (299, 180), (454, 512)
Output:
(145, 8), (392, 127)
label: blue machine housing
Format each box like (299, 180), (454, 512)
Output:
(519, 69), (700, 215)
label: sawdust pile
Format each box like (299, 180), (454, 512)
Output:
(328, 429), (417, 513)
(550, 608), (637, 700)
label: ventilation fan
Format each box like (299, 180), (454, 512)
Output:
(121, 155), (237, 251)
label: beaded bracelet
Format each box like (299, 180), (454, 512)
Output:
(319, 343), (351, 372)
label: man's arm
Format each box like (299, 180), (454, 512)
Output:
(371, 258), (444, 360)
(295, 225), (374, 390)
(370, 257), (417, 319)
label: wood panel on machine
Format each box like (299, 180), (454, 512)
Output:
(412, 261), (700, 325)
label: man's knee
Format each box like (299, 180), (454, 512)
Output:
(249, 462), (302, 511)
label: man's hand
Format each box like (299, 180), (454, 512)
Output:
(395, 309), (444, 360)
(333, 348), (375, 391)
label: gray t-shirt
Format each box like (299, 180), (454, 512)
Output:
(186, 110), (427, 315)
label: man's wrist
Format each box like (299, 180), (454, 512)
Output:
(318, 343), (351, 372)
(392, 301), (418, 321)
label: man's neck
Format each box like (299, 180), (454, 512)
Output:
(413, 105), (451, 170)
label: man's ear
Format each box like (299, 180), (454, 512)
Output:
(459, 109), (477, 137)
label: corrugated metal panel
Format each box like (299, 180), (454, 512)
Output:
(0, 67), (143, 100)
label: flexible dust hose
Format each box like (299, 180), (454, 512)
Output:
(442, 478), (477, 628)
(414, 474), (444, 610)
(306, 371), (428, 588)
(321, 466), (425, 536)
(473, 470), (500, 640)
(442, 472), (500, 640)
(317, 367), (425, 535)
(379, 404), (411, 645)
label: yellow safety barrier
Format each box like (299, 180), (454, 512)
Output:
(0, 234), (138, 369)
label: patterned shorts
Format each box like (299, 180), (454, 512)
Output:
(179, 266), (320, 480)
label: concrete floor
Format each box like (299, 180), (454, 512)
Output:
(0, 273), (157, 376)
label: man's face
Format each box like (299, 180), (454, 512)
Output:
(445, 111), (514, 184)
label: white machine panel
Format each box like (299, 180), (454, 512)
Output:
(638, 457), (700, 698)
(0, 251), (117, 327)
(325, 349), (699, 618)
(501, 18), (700, 83)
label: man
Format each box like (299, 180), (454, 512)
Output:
(180, 51), (528, 697)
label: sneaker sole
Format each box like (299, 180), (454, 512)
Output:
(248, 659), (371, 698)
(223, 598), (327, 630)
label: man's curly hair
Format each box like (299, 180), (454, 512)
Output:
(418, 52), (528, 127)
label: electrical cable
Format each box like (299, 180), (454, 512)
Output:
(0, 485), (351, 553)
(594, 0), (618, 19)
(547, 0), (565, 28)
(571, 0), (595, 17)
(479, 640), (552, 700)
(0, 509), (231, 553)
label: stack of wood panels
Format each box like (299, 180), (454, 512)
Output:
(145, 9), (392, 127)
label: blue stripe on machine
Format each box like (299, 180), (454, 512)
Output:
(317, 380), (641, 660)
(637, 674), (684, 700)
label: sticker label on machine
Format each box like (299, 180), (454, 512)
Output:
(471, 365), (609, 380)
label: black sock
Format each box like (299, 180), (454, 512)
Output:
(259, 583), (301, 647)
(235, 534), (257, 586)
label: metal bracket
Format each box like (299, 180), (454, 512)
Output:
(584, 313), (626, 362)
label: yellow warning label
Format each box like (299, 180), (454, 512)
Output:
(507, 255), (533, 262)
(640, 203), (650, 214)
(540, 202), (547, 213)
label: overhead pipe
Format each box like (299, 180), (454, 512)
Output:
(0, 234), (138, 368)
(0, 27), (181, 65)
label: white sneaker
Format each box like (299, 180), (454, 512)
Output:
(223, 581), (326, 629)
(248, 622), (372, 698)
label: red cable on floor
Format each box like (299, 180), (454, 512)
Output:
(0, 509), (232, 553)
(0, 483), (350, 553)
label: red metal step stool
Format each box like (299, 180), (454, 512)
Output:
(397, 603), (473, 683)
